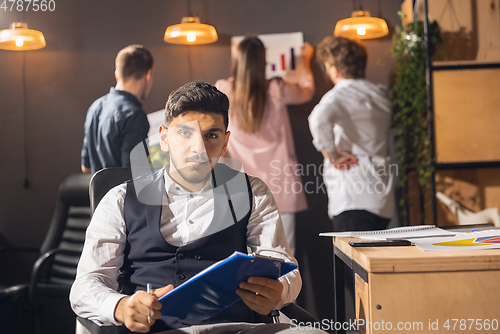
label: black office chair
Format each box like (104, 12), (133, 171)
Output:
(0, 173), (92, 334)
(76, 167), (319, 334)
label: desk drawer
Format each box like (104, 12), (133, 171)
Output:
(368, 270), (500, 333)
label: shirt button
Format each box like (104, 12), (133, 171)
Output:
(189, 194), (194, 198)
(177, 274), (186, 280)
(194, 255), (201, 260)
(175, 187), (180, 190)
(188, 220), (194, 224)
(177, 253), (185, 260)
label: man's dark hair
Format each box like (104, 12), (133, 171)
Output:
(316, 36), (367, 79)
(165, 81), (229, 129)
(115, 44), (154, 81)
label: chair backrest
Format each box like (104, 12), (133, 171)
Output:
(89, 167), (133, 214)
(36, 169), (134, 287)
(40, 173), (92, 285)
(75, 168), (134, 334)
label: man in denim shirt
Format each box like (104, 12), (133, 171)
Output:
(81, 44), (154, 174)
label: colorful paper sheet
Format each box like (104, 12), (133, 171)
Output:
(411, 229), (500, 251)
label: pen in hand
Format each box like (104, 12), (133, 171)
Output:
(147, 283), (152, 324)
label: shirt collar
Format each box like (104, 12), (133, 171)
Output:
(109, 87), (142, 107)
(163, 168), (214, 197)
(333, 78), (365, 90)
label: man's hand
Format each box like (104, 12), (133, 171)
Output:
(236, 277), (284, 316)
(114, 285), (173, 333)
(81, 165), (91, 174)
(321, 150), (358, 170)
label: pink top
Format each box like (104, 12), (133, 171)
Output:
(216, 73), (314, 213)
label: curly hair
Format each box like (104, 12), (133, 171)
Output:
(316, 36), (367, 79)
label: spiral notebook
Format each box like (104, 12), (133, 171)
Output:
(319, 225), (458, 241)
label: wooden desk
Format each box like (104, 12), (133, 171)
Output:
(333, 237), (500, 333)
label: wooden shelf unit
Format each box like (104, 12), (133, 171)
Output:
(401, 0), (500, 226)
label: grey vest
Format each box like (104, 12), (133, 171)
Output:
(121, 164), (259, 332)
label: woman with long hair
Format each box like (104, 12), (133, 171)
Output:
(216, 36), (315, 255)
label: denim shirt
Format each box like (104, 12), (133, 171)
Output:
(81, 88), (149, 174)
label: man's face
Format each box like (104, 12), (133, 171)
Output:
(159, 111), (229, 190)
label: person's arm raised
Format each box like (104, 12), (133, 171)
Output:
(281, 42), (316, 104)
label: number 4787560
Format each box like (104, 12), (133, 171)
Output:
(443, 319), (499, 331)
(1, 0), (56, 12)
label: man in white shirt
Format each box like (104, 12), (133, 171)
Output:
(308, 36), (395, 232)
(71, 81), (324, 333)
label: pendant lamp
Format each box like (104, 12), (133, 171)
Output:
(164, 0), (218, 45)
(0, 22), (46, 51)
(334, 10), (389, 40)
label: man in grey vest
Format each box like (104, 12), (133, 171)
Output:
(71, 81), (325, 334)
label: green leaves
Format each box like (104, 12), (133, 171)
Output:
(391, 19), (442, 221)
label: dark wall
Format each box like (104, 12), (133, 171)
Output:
(0, 0), (401, 321)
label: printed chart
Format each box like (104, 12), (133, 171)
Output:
(232, 32), (305, 83)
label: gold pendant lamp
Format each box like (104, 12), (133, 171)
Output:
(0, 22), (46, 51)
(334, 1), (388, 40)
(164, 0), (218, 45)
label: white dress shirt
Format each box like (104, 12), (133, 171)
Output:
(308, 79), (395, 218)
(70, 169), (301, 325)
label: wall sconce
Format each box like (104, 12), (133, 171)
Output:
(164, 0), (218, 45)
(0, 22), (46, 51)
(334, 1), (389, 40)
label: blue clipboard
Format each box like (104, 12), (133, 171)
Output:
(159, 252), (297, 320)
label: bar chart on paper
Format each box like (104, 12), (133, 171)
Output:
(232, 32), (305, 83)
(269, 47), (296, 72)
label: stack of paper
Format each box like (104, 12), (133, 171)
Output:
(319, 225), (457, 241)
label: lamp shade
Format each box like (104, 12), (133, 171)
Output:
(0, 22), (46, 51)
(334, 11), (389, 40)
(164, 17), (218, 45)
